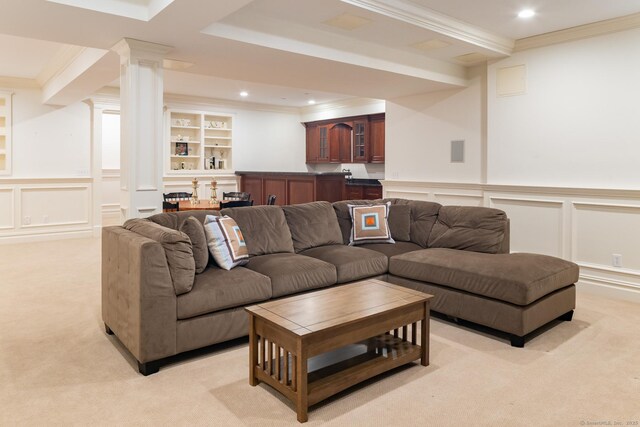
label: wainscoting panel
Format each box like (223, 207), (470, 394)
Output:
(489, 197), (564, 257)
(21, 185), (90, 228)
(381, 180), (640, 301)
(0, 178), (93, 243)
(572, 202), (640, 272)
(0, 187), (14, 229)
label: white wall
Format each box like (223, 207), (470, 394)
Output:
(233, 109), (306, 172)
(12, 89), (90, 178)
(0, 87), (94, 242)
(385, 67), (485, 183)
(487, 27), (640, 189)
(101, 112), (120, 170)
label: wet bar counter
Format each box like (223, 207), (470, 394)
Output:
(236, 171), (348, 205)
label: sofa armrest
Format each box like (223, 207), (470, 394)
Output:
(102, 226), (177, 364)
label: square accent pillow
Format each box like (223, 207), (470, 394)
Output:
(203, 215), (249, 270)
(348, 202), (395, 245)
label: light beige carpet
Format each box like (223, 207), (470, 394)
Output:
(1, 238), (639, 426)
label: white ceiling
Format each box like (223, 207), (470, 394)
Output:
(0, 0), (638, 107)
(412, 0), (640, 39)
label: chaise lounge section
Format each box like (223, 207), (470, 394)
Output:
(102, 199), (579, 375)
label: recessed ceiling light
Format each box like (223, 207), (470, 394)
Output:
(518, 9), (535, 18)
(308, 100), (316, 105)
(239, 91), (248, 97)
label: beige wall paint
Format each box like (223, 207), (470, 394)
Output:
(487, 27), (640, 189)
(385, 66), (485, 183)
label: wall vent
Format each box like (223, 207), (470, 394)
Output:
(451, 140), (464, 163)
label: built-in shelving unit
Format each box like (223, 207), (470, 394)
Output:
(166, 109), (233, 174)
(0, 91), (12, 175)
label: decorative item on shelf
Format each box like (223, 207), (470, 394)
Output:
(191, 178), (199, 205)
(210, 177), (218, 205)
(175, 142), (188, 156)
(177, 134), (183, 141)
(211, 156), (216, 170)
(180, 162), (186, 170)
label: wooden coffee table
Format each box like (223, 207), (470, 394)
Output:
(245, 279), (433, 423)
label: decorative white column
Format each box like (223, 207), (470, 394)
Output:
(112, 38), (171, 221)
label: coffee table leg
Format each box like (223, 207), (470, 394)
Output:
(249, 314), (259, 386)
(295, 339), (308, 423)
(421, 302), (430, 367)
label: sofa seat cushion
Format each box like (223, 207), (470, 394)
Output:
(359, 241), (423, 259)
(245, 253), (337, 297)
(389, 248), (579, 306)
(177, 267), (271, 320)
(301, 245), (388, 284)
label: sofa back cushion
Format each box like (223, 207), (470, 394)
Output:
(384, 199), (441, 248)
(387, 204), (411, 242)
(148, 210), (219, 230)
(179, 216), (209, 273)
(220, 205), (294, 257)
(283, 201), (343, 253)
(428, 205), (507, 254)
(123, 218), (195, 295)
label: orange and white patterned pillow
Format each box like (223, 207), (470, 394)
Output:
(203, 215), (249, 270)
(348, 202), (395, 245)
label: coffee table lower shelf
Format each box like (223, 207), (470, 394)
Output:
(250, 326), (427, 422)
(306, 335), (422, 406)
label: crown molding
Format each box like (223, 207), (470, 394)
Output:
(164, 93), (300, 115)
(300, 98), (384, 115)
(0, 77), (39, 90)
(36, 45), (86, 88)
(515, 12), (640, 52)
(341, 0), (514, 55)
(95, 86), (306, 114)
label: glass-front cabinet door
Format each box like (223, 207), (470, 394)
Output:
(352, 120), (367, 162)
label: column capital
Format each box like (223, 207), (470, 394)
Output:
(111, 38), (172, 62)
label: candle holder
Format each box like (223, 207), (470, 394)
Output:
(191, 177), (199, 205)
(210, 177), (218, 205)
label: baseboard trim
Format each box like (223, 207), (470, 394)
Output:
(577, 277), (640, 304)
(0, 229), (94, 245)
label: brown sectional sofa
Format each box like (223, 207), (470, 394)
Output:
(102, 199), (579, 375)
